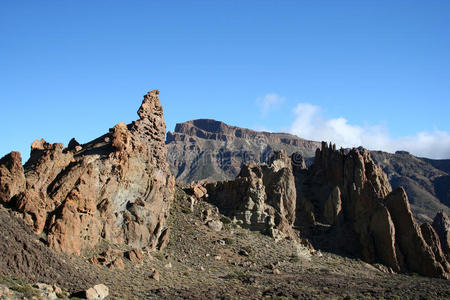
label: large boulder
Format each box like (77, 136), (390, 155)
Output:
(0, 90), (174, 256)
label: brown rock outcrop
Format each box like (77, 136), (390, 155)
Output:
(433, 212), (450, 258)
(0, 90), (174, 256)
(0, 152), (25, 204)
(385, 188), (447, 278)
(420, 222), (450, 273)
(306, 143), (449, 278)
(206, 150), (298, 240)
(205, 141), (450, 278)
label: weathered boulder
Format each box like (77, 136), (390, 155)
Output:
(73, 284), (109, 300)
(125, 248), (144, 264)
(0, 90), (174, 256)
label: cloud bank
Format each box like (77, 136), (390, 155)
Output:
(289, 103), (450, 159)
(257, 93), (285, 117)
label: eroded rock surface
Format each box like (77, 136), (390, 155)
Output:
(433, 212), (450, 258)
(206, 142), (450, 278)
(0, 90), (174, 255)
(206, 150), (298, 240)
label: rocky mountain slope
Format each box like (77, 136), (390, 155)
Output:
(166, 119), (321, 182)
(166, 120), (450, 221)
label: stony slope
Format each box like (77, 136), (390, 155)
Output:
(166, 119), (450, 221)
(0, 206), (97, 292)
(3, 186), (449, 299)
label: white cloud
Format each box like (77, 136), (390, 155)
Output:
(289, 102), (450, 159)
(257, 93), (285, 117)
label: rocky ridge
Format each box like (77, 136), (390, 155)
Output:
(202, 143), (450, 279)
(166, 119), (321, 182)
(0, 90), (174, 256)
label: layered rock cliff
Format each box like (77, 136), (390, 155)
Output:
(204, 142), (450, 278)
(0, 90), (174, 255)
(166, 119), (321, 182)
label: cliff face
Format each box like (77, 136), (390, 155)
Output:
(166, 119), (321, 183)
(204, 143), (450, 278)
(0, 90), (174, 256)
(166, 120), (450, 222)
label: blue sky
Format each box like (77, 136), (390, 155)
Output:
(1, 0), (450, 160)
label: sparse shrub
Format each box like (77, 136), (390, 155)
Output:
(290, 255), (300, 263)
(57, 291), (69, 298)
(221, 294), (233, 300)
(181, 207), (191, 214)
(223, 237), (233, 245)
(153, 251), (164, 261)
(10, 284), (40, 298)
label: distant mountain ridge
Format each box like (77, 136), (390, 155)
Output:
(166, 119), (450, 221)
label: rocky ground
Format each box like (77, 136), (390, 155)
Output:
(1, 186), (450, 299)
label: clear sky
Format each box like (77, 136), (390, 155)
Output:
(1, 0), (450, 160)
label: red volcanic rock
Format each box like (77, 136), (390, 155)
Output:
(0, 90), (174, 256)
(0, 152), (25, 204)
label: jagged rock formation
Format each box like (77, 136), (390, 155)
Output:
(166, 119), (321, 182)
(433, 212), (450, 259)
(166, 120), (450, 222)
(205, 142), (450, 278)
(371, 151), (450, 222)
(205, 150), (298, 240)
(0, 90), (174, 255)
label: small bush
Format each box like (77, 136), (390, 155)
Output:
(10, 284), (40, 298)
(153, 251), (164, 261)
(223, 238), (233, 245)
